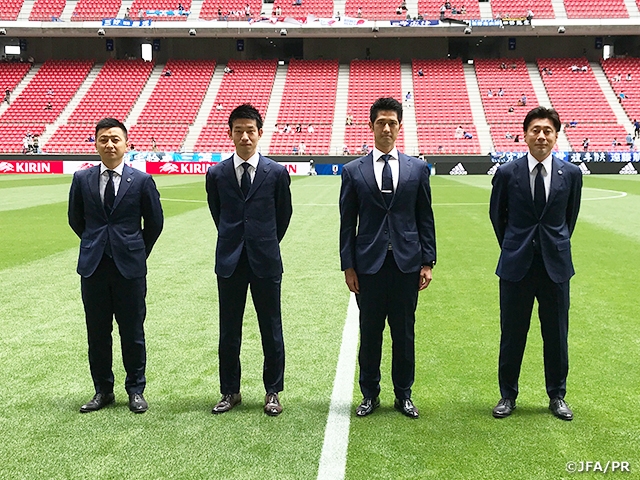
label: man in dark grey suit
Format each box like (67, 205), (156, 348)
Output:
(206, 104), (292, 416)
(340, 97), (436, 419)
(68, 117), (164, 414)
(490, 106), (582, 420)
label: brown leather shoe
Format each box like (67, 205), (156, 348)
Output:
(264, 393), (283, 416)
(212, 393), (241, 414)
(80, 392), (115, 413)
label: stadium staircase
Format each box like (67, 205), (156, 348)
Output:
(182, 64), (225, 152)
(125, 64), (164, 125)
(590, 61), (634, 133)
(190, 0), (203, 17)
(261, 63), (288, 154)
(526, 62), (570, 151)
(623, 0), (640, 16)
(404, 0), (419, 18)
(261, 2), (273, 15)
(0, 63), (37, 118)
(333, 0), (345, 16)
(478, 1), (492, 19)
(18, 0), (34, 19)
(117, 0), (133, 18)
(551, 0), (567, 17)
(463, 64), (492, 155)
(329, 63), (350, 156)
(60, 1), (78, 21)
(401, 63), (418, 156)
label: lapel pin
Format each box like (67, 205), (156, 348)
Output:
(127, 177), (132, 182)
(558, 170), (563, 175)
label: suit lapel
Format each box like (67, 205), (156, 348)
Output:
(87, 165), (106, 217)
(545, 157), (566, 210)
(392, 153), (413, 205)
(222, 156), (243, 198)
(112, 164), (134, 212)
(357, 153), (385, 206)
(247, 155), (271, 200)
(515, 156), (535, 214)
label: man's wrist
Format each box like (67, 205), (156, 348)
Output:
(423, 261), (435, 269)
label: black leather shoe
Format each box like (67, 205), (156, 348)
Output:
(549, 397), (573, 421)
(212, 393), (242, 414)
(80, 392), (115, 413)
(492, 398), (516, 418)
(356, 397), (380, 417)
(264, 393), (283, 416)
(128, 393), (148, 413)
(394, 398), (419, 419)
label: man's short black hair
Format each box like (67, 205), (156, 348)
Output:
(95, 117), (128, 139)
(523, 106), (561, 133)
(228, 103), (263, 130)
(370, 97), (403, 124)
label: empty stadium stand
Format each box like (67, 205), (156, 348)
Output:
(272, 0), (333, 18)
(600, 57), (640, 124)
(0, 62), (32, 94)
(71, 0), (121, 21)
(344, 0), (402, 20)
(344, 124), (405, 154)
(29, 0), (65, 21)
(128, 0), (192, 20)
(42, 125), (97, 153)
(418, 0), (481, 21)
(563, 0), (628, 18)
(128, 124), (189, 151)
(490, 0), (554, 18)
(199, 0), (262, 20)
(564, 124), (632, 151)
(194, 124), (236, 153)
(0, 0), (24, 20)
(0, 124), (45, 153)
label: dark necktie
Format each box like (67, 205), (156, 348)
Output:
(104, 170), (115, 214)
(381, 154), (394, 207)
(240, 162), (251, 198)
(534, 163), (546, 218)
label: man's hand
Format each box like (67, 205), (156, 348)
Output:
(418, 266), (432, 291)
(344, 268), (359, 294)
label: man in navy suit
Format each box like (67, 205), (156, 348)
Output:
(68, 118), (164, 414)
(490, 107), (582, 421)
(340, 97), (436, 419)
(206, 104), (292, 416)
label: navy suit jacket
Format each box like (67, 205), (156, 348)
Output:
(489, 155), (582, 284)
(206, 154), (293, 279)
(68, 164), (164, 280)
(339, 152), (436, 275)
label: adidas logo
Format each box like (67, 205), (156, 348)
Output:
(487, 164), (499, 175)
(619, 163), (638, 175)
(578, 162), (591, 175)
(449, 163), (467, 175)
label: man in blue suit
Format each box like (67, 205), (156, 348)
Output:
(490, 107), (582, 421)
(206, 104), (292, 416)
(340, 97), (436, 419)
(68, 118), (164, 414)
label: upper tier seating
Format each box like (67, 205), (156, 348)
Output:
(537, 58), (616, 123)
(68, 59), (153, 124)
(128, 0), (192, 20)
(490, 0), (554, 18)
(199, 0), (262, 20)
(600, 57), (640, 123)
(272, 0), (334, 17)
(0, 124), (45, 153)
(137, 59), (216, 124)
(563, 0), (628, 18)
(29, 0), (65, 21)
(0, 0), (24, 20)
(418, 0), (481, 21)
(0, 59), (94, 124)
(344, 0), (404, 20)
(206, 59), (278, 124)
(71, 0), (121, 21)
(194, 124), (236, 153)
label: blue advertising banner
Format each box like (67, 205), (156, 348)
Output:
(102, 18), (153, 27)
(389, 19), (439, 26)
(491, 151), (640, 163)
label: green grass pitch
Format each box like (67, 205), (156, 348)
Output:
(0, 172), (638, 479)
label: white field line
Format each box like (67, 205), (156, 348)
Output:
(317, 293), (360, 480)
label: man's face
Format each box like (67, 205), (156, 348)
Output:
(525, 117), (557, 161)
(229, 118), (262, 160)
(369, 110), (401, 153)
(95, 127), (128, 165)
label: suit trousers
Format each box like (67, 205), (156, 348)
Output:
(356, 251), (420, 400)
(499, 254), (570, 400)
(216, 248), (285, 395)
(81, 255), (147, 395)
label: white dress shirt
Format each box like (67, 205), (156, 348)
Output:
(527, 152), (552, 202)
(372, 147), (399, 191)
(100, 161), (124, 203)
(233, 152), (259, 186)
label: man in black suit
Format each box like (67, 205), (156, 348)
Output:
(490, 107), (582, 421)
(68, 118), (164, 414)
(206, 104), (292, 416)
(340, 97), (436, 419)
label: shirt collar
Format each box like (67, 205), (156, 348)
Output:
(233, 151), (260, 170)
(373, 147), (399, 162)
(100, 160), (125, 176)
(527, 152), (552, 174)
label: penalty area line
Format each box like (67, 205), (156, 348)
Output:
(317, 293), (360, 480)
